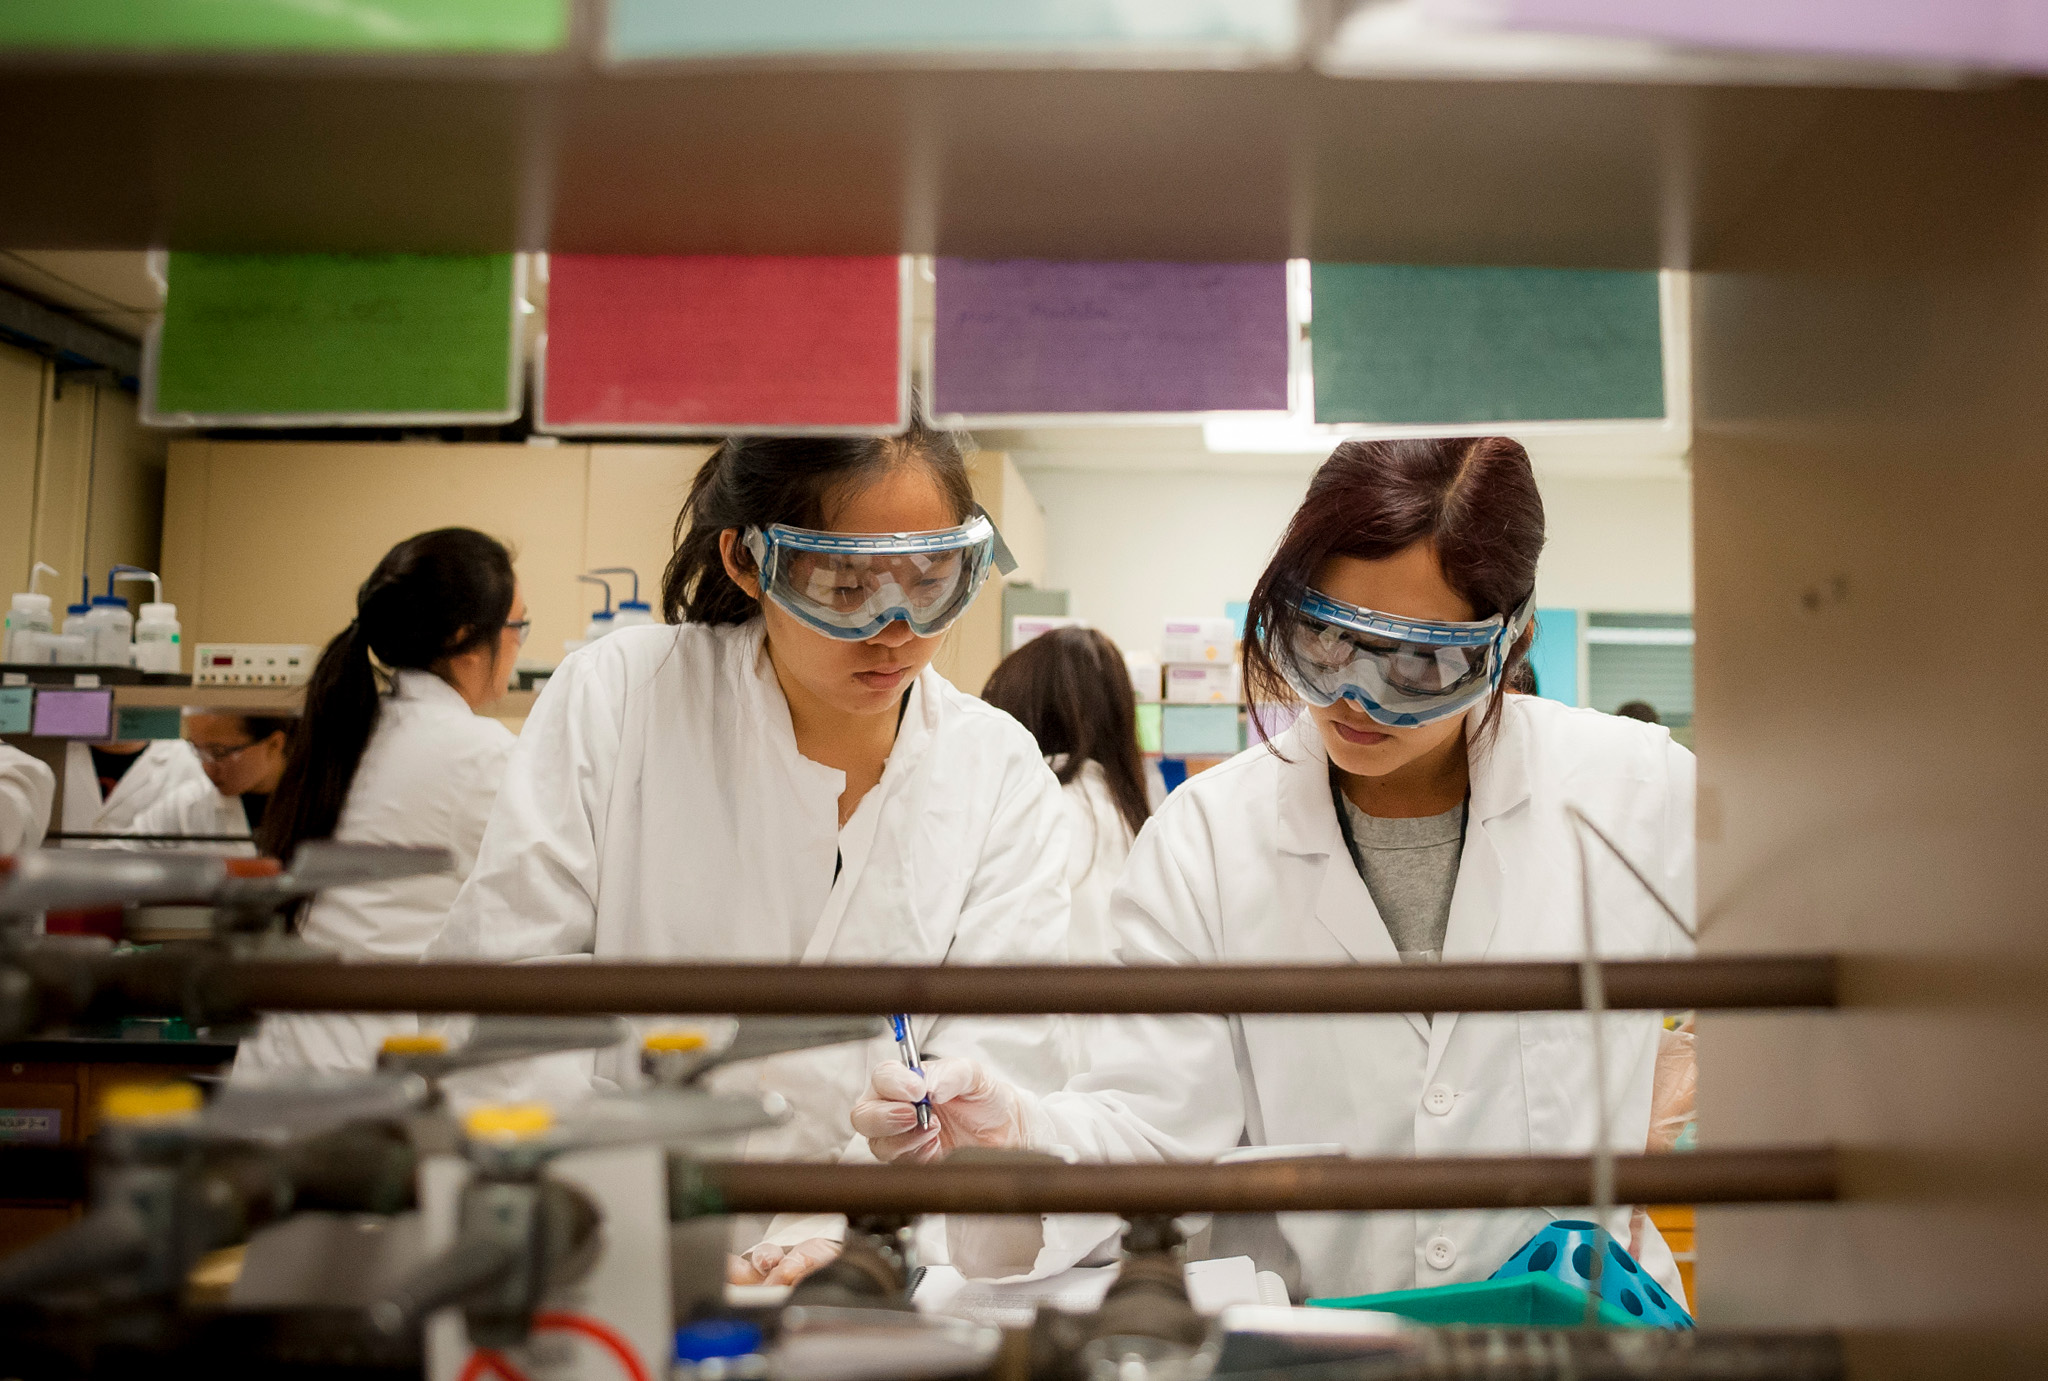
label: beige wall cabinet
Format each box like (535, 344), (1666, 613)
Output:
(162, 440), (713, 672)
(159, 441), (1040, 698)
(929, 450), (1043, 698)
(0, 338), (165, 610)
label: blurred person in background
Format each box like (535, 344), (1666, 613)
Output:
(235, 527), (522, 1075)
(60, 736), (213, 841)
(0, 743), (55, 854)
(124, 711), (291, 850)
(1614, 699), (1660, 723)
(981, 625), (1151, 962)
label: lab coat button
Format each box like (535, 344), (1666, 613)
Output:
(1423, 1083), (1456, 1116)
(1425, 1236), (1456, 1270)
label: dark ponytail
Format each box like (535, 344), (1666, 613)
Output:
(259, 527), (515, 860)
(662, 421), (975, 625)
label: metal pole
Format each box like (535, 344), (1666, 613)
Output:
(671, 1147), (1839, 1217)
(213, 955), (1836, 1017)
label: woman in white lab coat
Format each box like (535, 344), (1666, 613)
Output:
(980, 625), (1152, 964)
(234, 528), (522, 1075)
(61, 739), (214, 840)
(0, 743), (56, 855)
(854, 437), (1697, 1303)
(430, 425), (1074, 1285)
(125, 713), (292, 851)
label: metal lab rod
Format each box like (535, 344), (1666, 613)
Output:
(672, 1147), (1839, 1217)
(214, 955), (1835, 1017)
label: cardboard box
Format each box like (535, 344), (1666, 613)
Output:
(1161, 617), (1237, 665)
(1124, 650), (1162, 703)
(1165, 663), (1240, 704)
(1010, 615), (1083, 650)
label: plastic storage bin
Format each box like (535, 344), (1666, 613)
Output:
(1161, 704), (1242, 756)
(1309, 1272), (1649, 1329)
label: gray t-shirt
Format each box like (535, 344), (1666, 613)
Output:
(1335, 782), (1466, 963)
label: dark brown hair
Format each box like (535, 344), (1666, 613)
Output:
(981, 626), (1151, 841)
(662, 422), (975, 625)
(260, 527), (515, 860)
(1241, 436), (1545, 743)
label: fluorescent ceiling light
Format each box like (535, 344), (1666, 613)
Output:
(1202, 415), (1687, 453)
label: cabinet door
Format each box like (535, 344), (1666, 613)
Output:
(164, 440), (592, 671)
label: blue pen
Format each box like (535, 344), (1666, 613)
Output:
(890, 1014), (931, 1131)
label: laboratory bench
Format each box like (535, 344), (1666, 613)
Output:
(0, 1030), (237, 1255)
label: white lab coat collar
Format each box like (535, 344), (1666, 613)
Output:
(388, 667), (475, 713)
(1270, 705), (1533, 854)
(726, 619), (939, 962)
(1267, 704), (1535, 1055)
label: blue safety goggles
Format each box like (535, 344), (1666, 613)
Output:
(743, 512), (1014, 642)
(1278, 588), (1534, 728)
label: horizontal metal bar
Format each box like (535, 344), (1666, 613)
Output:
(46, 832), (253, 843)
(215, 955), (1836, 1016)
(674, 1147), (1839, 1217)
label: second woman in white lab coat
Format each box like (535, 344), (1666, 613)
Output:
(61, 738), (213, 841)
(430, 424), (1076, 1284)
(0, 743), (56, 855)
(980, 625), (1152, 965)
(854, 436), (1697, 1304)
(125, 713), (291, 851)
(233, 528), (522, 1075)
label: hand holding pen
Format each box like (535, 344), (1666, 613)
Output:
(889, 1013), (931, 1130)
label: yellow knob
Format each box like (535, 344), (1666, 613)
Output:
(463, 1103), (554, 1142)
(643, 1029), (709, 1053)
(381, 1033), (450, 1055)
(100, 1082), (202, 1124)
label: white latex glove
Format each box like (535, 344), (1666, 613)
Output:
(849, 1058), (1032, 1163)
(729, 1236), (842, 1286)
(1647, 1017), (1697, 1154)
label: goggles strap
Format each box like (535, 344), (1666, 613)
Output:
(976, 506), (1019, 577)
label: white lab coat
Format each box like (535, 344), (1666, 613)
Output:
(0, 745), (55, 855)
(235, 671), (516, 1076)
(1032, 695), (1696, 1303)
(430, 621), (1076, 1173)
(125, 777), (255, 854)
(1054, 759), (1137, 964)
(61, 740), (214, 838)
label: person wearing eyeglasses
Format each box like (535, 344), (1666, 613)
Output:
(233, 527), (524, 1076)
(123, 712), (292, 851)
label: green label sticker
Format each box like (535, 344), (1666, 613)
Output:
(1135, 701), (1164, 755)
(116, 706), (184, 741)
(0, 688), (30, 736)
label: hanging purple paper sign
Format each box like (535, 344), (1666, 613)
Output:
(1483, 0), (2042, 70)
(931, 260), (1290, 419)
